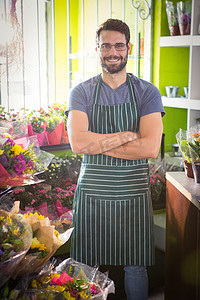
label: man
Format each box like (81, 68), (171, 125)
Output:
(67, 19), (165, 300)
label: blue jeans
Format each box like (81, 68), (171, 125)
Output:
(124, 265), (148, 300)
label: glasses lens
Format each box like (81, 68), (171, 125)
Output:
(100, 43), (111, 52)
(99, 43), (126, 52)
(115, 43), (126, 51)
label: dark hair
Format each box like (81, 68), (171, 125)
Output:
(96, 19), (130, 45)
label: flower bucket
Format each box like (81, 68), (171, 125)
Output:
(192, 162), (200, 183)
(28, 123), (48, 146)
(62, 127), (70, 144)
(183, 160), (194, 178)
(46, 122), (64, 145)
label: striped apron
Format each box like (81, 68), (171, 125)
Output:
(70, 75), (155, 267)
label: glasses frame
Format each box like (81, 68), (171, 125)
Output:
(98, 42), (128, 52)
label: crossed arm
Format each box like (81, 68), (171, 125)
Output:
(67, 110), (163, 160)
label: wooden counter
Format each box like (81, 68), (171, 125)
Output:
(165, 172), (200, 300)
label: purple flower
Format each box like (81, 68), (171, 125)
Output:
(5, 137), (15, 147)
(0, 248), (3, 258)
(13, 159), (26, 174)
(0, 153), (9, 168)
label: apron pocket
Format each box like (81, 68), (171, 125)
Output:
(71, 190), (154, 266)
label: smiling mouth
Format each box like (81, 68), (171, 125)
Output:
(105, 56), (121, 63)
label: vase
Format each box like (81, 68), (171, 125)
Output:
(177, 1), (191, 35)
(179, 23), (190, 35)
(183, 160), (194, 178)
(166, 1), (180, 36)
(169, 25), (180, 36)
(192, 162), (200, 184)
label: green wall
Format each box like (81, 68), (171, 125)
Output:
(153, 0), (188, 152)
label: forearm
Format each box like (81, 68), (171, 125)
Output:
(104, 113), (163, 160)
(69, 130), (139, 155)
(103, 135), (161, 160)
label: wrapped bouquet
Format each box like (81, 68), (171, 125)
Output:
(0, 209), (32, 287)
(26, 258), (115, 299)
(13, 211), (73, 278)
(176, 124), (200, 181)
(0, 133), (54, 188)
(166, 1), (180, 36)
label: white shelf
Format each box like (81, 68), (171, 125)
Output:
(162, 96), (200, 110)
(160, 0), (200, 128)
(160, 35), (191, 47)
(160, 35), (200, 47)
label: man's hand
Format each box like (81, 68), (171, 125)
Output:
(67, 110), (139, 154)
(104, 113), (163, 160)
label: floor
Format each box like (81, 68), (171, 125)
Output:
(99, 265), (165, 300)
(148, 286), (165, 300)
(99, 248), (166, 300)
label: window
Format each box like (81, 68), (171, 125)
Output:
(0, 0), (54, 111)
(67, 0), (152, 94)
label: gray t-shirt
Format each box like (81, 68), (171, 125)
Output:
(66, 74), (165, 124)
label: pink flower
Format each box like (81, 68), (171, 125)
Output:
(51, 272), (74, 285)
(13, 189), (23, 194)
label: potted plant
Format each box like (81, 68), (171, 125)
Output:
(28, 109), (48, 146)
(47, 103), (69, 145)
(176, 125), (200, 182)
(177, 1), (191, 35)
(166, 1), (180, 36)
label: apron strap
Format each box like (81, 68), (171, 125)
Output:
(127, 74), (140, 131)
(93, 73), (139, 131)
(94, 74), (137, 104)
(93, 75), (102, 105)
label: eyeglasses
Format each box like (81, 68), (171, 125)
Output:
(98, 42), (127, 52)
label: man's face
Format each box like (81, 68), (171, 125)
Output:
(97, 30), (130, 74)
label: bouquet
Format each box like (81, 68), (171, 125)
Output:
(166, 1), (180, 36)
(48, 102), (69, 144)
(0, 135), (36, 187)
(26, 258), (115, 299)
(28, 109), (48, 146)
(0, 209), (32, 287)
(176, 125), (200, 164)
(176, 125), (200, 181)
(0, 108), (29, 139)
(177, 1), (191, 35)
(13, 211), (73, 278)
(46, 112), (64, 145)
(0, 133), (54, 188)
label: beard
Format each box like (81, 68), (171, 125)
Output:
(100, 52), (128, 74)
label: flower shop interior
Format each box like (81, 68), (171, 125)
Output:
(0, 0), (200, 299)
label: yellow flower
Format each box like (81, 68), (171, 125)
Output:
(23, 213), (33, 218)
(10, 144), (23, 156)
(6, 215), (12, 224)
(31, 280), (38, 288)
(54, 229), (60, 239)
(31, 237), (47, 251)
(23, 212), (45, 220)
(35, 211), (45, 220)
(0, 149), (4, 155)
(14, 228), (19, 235)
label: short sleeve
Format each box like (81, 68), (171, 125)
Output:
(65, 83), (88, 117)
(140, 84), (165, 117)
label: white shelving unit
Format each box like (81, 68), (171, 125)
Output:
(160, 0), (200, 129)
